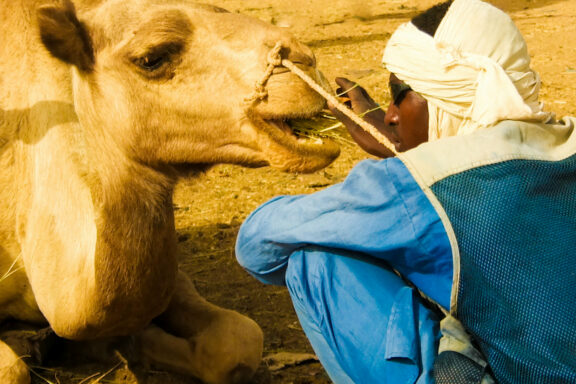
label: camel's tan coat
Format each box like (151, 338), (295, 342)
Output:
(0, 1), (339, 383)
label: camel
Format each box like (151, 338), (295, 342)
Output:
(0, 0), (340, 383)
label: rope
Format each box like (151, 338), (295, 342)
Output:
(281, 59), (398, 155)
(246, 42), (399, 156)
(244, 43), (284, 104)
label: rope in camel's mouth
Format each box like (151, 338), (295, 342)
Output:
(246, 42), (399, 156)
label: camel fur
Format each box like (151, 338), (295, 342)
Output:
(0, 0), (340, 383)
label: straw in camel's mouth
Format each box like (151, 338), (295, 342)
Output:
(244, 111), (341, 172)
(264, 112), (349, 145)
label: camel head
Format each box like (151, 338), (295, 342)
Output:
(37, 0), (340, 175)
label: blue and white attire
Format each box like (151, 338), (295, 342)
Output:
(236, 0), (576, 383)
(237, 116), (576, 384)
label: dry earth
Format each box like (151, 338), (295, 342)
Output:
(30, 0), (575, 383)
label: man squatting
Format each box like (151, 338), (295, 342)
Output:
(236, 0), (576, 383)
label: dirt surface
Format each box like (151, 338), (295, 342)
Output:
(30, 1), (575, 383)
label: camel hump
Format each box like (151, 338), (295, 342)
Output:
(37, 0), (94, 72)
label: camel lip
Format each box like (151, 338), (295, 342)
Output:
(266, 119), (296, 137)
(260, 109), (329, 141)
(246, 110), (341, 167)
(266, 119), (338, 149)
(264, 117), (328, 144)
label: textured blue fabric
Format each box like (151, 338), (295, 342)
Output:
(236, 157), (453, 309)
(431, 154), (576, 384)
(285, 247), (440, 384)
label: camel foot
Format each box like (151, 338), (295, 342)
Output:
(140, 272), (264, 384)
(141, 314), (262, 384)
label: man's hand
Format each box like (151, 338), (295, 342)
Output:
(328, 77), (397, 158)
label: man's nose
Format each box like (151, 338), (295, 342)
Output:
(384, 102), (400, 126)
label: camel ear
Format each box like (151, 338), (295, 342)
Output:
(37, 0), (94, 72)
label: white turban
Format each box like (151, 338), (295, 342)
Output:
(382, 0), (553, 140)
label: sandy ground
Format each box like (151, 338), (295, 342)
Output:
(30, 0), (575, 383)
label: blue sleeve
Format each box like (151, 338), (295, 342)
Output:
(235, 157), (453, 310)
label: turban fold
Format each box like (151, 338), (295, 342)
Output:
(382, 0), (552, 140)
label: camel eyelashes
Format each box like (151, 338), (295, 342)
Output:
(132, 42), (185, 76)
(137, 54), (167, 71)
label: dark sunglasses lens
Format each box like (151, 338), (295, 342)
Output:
(390, 83), (411, 105)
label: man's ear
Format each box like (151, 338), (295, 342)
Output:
(37, 0), (95, 72)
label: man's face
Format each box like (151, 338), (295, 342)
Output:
(384, 73), (429, 152)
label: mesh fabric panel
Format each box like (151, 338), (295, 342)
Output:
(431, 155), (576, 384)
(434, 351), (484, 384)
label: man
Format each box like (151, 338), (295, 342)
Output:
(236, 0), (576, 383)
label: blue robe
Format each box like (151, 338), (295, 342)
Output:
(236, 117), (576, 384)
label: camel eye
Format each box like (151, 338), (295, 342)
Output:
(131, 42), (184, 78)
(137, 54), (167, 71)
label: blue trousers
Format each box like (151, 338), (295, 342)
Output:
(284, 247), (441, 384)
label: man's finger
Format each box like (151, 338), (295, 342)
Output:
(335, 77), (357, 91)
(334, 78), (378, 115)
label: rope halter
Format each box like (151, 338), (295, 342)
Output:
(246, 42), (399, 156)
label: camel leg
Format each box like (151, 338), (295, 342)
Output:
(140, 271), (263, 384)
(0, 339), (30, 384)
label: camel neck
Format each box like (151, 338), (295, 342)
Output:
(88, 161), (180, 336)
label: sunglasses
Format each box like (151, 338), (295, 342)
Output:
(390, 82), (412, 106)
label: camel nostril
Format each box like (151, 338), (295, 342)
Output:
(279, 46), (315, 68)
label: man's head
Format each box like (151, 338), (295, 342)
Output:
(380, 1), (451, 151)
(383, 0), (551, 143)
(383, 73), (428, 152)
